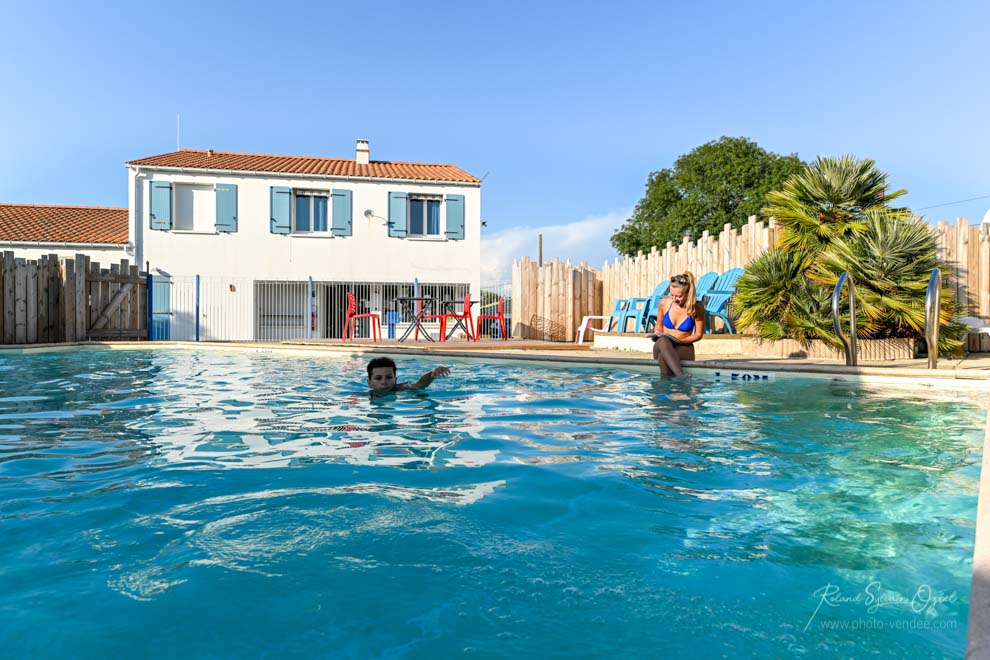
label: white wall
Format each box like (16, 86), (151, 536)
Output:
(129, 168), (482, 297)
(0, 242), (130, 263)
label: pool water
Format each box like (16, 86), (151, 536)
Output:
(0, 348), (984, 658)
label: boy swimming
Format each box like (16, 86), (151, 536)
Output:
(366, 356), (450, 394)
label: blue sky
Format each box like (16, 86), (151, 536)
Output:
(2, 0), (989, 280)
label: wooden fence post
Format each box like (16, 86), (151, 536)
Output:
(2, 252), (14, 344)
(26, 261), (37, 343)
(14, 258), (26, 344)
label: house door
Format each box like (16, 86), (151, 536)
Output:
(150, 275), (172, 340)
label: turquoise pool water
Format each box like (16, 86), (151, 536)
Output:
(0, 348), (984, 658)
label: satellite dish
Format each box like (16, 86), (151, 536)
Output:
(364, 209), (374, 220)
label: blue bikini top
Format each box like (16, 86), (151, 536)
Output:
(662, 301), (695, 332)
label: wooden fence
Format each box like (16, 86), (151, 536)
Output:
(512, 216), (990, 341)
(511, 259), (601, 341)
(934, 219), (990, 321)
(0, 252), (148, 345)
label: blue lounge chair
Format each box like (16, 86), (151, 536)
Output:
(638, 273), (718, 332)
(576, 298), (636, 342)
(640, 273), (716, 332)
(606, 298), (634, 333)
(694, 271), (718, 302)
(636, 281), (672, 332)
(703, 268), (744, 334)
(628, 281), (671, 333)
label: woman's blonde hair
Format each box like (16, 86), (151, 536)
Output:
(670, 271), (697, 316)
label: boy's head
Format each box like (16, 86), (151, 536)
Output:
(367, 357), (398, 390)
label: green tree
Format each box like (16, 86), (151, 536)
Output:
(610, 137), (803, 256)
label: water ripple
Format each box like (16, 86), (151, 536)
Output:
(0, 349), (983, 658)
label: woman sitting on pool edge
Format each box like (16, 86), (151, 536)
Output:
(648, 272), (705, 377)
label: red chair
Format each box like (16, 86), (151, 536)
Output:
(343, 292), (381, 342)
(475, 297), (507, 341)
(422, 293), (474, 342)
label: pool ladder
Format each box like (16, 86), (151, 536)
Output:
(832, 272), (858, 366)
(925, 268), (941, 369)
(833, 269), (942, 369)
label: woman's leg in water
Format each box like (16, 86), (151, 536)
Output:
(652, 337), (674, 375)
(652, 336), (696, 376)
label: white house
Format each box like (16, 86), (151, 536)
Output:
(126, 140), (482, 341)
(0, 203), (130, 261)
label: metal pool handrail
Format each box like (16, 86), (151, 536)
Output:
(832, 272), (858, 366)
(925, 268), (941, 369)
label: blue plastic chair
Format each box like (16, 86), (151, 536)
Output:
(635, 280), (671, 332)
(619, 282), (669, 333)
(703, 268), (744, 334)
(606, 298), (637, 333)
(640, 273), (716, 332)
(694, 271), (718, 302)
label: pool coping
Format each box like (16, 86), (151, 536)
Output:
(969, 409), (990, 658)
(4, 339), (990, 651)
(4, 340), (989, 385)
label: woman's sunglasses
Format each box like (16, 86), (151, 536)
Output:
(670, 276), (689, 286)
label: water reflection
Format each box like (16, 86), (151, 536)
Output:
(2, 351), (985, 581)
(108, 480), (507, 600)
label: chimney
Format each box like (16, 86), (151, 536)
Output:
(207, 149), (215, 157)
(355, 139), (370, 165)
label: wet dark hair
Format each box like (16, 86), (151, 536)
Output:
(367, 356), (397, 378)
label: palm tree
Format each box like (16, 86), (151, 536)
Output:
(764, 155), (906, 257)
(809, 209), (965, 353)
(734, 248), (835, 346)
(737, 157), (963, 355)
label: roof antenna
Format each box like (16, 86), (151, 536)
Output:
(176, 112), (181, 151)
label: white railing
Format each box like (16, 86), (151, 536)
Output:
(480, 280), (512, 339)
(158, 276), (471, 342)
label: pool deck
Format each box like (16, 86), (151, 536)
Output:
(3, 337), (990, 652)
(273, 337), (990, 382)
(5, 336), (990, 382)
(3, 334), (990, 373)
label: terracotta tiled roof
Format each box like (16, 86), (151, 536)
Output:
(0, 204), (129, 244)
(127, 149), (481, 183)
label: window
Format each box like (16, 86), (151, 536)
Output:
(174, 184), (215, 232)
(408, 196), (441, 236)
(294, 191), (329, 233)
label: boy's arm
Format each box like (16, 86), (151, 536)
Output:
(405, 366), (451, 390)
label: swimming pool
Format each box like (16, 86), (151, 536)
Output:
(0, 347), (983, 658)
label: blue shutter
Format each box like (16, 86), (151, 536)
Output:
(331, 189), (352, 237)
(150, 275), (172, 340)
(215, 183), (238, 233)
(270, 186), (291, 234)
(388, 192), (408, 238)
(150, 181), (172, 230)
(445, 194), (465, 240)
